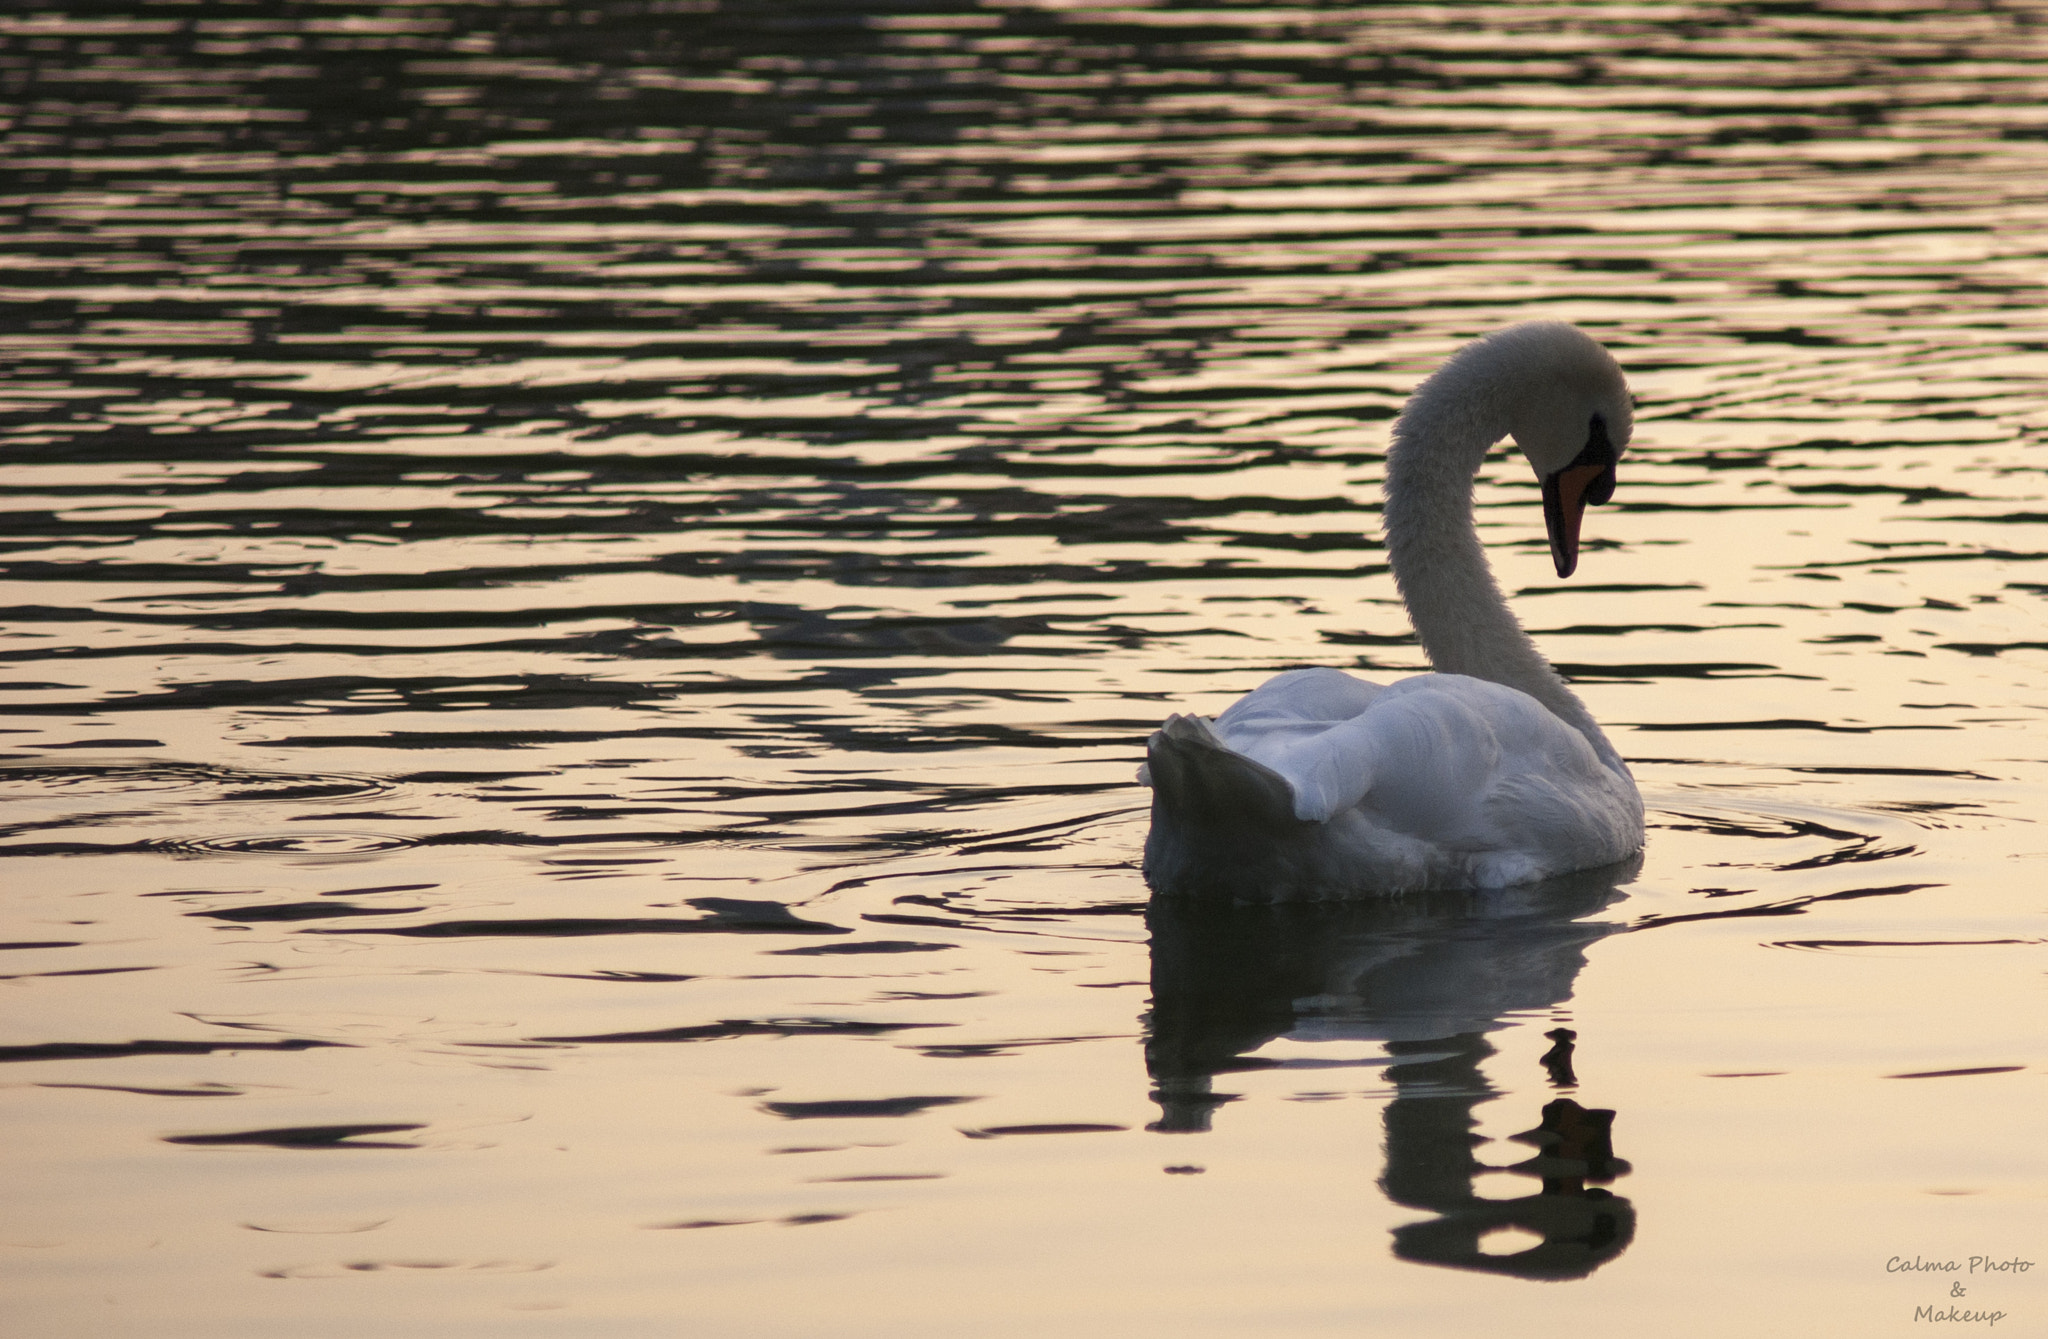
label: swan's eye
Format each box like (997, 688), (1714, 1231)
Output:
(1571, 416), (1617, 468)
(1567, 416), (1619, 506)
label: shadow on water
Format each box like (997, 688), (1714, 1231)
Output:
(1144, 859), (1639, 1280)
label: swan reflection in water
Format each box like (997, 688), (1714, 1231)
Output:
(1143, 860), (1639, 1280)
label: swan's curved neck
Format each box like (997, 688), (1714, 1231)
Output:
(1383, 377), (1626, 772)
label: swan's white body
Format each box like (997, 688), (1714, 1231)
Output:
(1142, 322), (1645, 898)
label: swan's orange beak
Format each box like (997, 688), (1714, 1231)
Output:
(1541, 458), (1616, 579)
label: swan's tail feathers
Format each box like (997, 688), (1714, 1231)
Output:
(1143, 715), (1307, 897)
(1144, 714), (1297, 830)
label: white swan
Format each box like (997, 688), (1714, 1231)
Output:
(1141, 322), (1645, 898)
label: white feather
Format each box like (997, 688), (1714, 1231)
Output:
(1142, 323), (1645, 898)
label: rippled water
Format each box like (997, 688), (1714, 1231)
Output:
(4, 2), (2047, 1334)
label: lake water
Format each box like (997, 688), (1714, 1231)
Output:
(3, 1), (2046, 1334)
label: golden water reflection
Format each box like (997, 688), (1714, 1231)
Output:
(3, 0), (2047, 1333)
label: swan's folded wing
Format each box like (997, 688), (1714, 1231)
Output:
(1213, 665), (1384, 730)
(1239, 710), (1384, 824)
(1229, 676), (1561, 828)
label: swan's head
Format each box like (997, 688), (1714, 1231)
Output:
(1485, 323), (1635, 579)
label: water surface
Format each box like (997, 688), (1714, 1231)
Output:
(3, 2), (2047, 1334)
